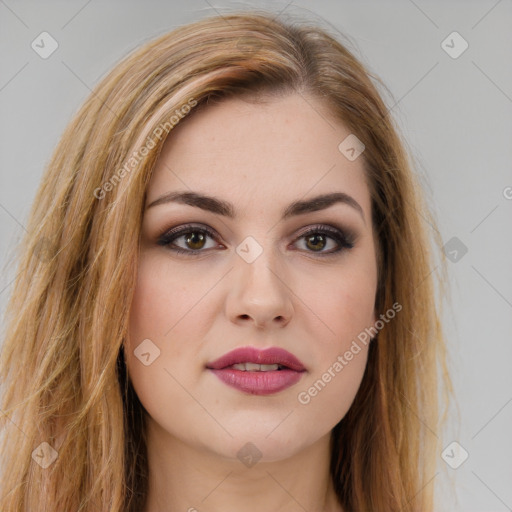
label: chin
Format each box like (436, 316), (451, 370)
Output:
(202, 422), (320, 465)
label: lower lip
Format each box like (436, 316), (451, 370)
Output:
(208, 368), (304, 395)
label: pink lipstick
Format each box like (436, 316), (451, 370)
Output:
(206, 346), (306, 395)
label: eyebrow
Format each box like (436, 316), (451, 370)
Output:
(146, 190), (365, 223)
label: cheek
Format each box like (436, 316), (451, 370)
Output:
(124, 254), (215, 424)
(293, 291), (373, 428)
(292, 257), (376, 420)
(127, 252), (211, 342)
(298, 259), (377, 347)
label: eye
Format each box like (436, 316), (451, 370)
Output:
(292, 225), (355, 256)
(156, 223), (355, 257)
(157, 224), (222, 256)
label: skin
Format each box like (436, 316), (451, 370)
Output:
(125, 92), (378, 512)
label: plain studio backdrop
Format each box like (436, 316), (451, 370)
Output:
(0, 1), (511, 510)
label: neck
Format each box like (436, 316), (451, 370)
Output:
(143, 418), (343, 512)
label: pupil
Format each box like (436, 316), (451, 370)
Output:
(307, 234), (325, 251)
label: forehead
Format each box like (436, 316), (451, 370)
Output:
(148, 93), (372, 219)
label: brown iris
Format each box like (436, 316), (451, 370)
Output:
(185, 232), (206, 250)
(305, 233), (327, 252)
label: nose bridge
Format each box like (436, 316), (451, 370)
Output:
(227, 234), (293, 326)
(236, 234), (283, 293)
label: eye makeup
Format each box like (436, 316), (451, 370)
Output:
(155, 222), (357, 258)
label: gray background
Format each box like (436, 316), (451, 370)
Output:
(1, 1), (511, 510)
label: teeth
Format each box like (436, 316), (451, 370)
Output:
(231, 363), (280, 371)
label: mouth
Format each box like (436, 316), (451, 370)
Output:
(205, 346), (306, 395)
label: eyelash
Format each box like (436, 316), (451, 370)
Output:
(156, 223), (355, 257)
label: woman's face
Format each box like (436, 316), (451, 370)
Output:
(125, 92), (378, 461)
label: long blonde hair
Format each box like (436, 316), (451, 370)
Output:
(0, 10), (452, 511)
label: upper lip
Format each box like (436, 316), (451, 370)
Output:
(206, 346), (306, 372)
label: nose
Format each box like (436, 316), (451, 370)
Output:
(225, 247), (294, 330)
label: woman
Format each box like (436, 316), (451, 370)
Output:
(0, 10), (452, 512)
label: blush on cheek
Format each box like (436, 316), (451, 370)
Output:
(342, 274), (377, 323)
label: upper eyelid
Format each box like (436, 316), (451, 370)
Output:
(160, 222), (346, 237)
